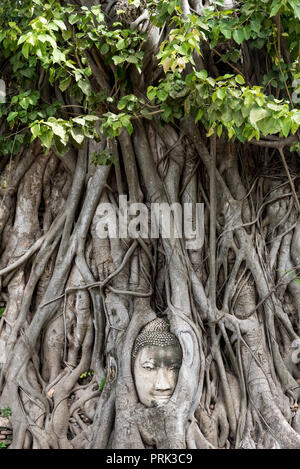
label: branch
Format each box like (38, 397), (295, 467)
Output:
(278, 147), (300, 214)
(249, 135), (298, 149)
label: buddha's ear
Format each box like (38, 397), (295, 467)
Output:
(177, 331), (194, 367)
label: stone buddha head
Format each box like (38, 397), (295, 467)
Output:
(132, 318), (182, 407)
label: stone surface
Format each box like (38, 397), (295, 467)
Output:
(132, 318), (182, 408)
(0, 417), (9, 428)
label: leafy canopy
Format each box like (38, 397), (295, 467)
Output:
(0, 0), (299, 157)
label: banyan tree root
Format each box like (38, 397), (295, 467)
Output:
(1, 116), (300, 450)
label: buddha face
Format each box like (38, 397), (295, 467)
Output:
(133, 344), (182, 407)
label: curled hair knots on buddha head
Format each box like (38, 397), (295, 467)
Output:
(132, 318), (181, 362)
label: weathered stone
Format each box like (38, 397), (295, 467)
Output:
(0, 417), (9, 428)
(133, 319), (182, 408)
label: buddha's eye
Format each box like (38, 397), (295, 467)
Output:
(169, 365), (180, 371)
(143, 365), (154, 371)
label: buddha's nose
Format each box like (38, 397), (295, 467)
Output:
(155, 367), (172, 391)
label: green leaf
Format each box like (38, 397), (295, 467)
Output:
(206, 126), (215, 137)
(71, 127), (84, 145)
(112, 55), (124, 65)
(30, 123), (41, 139)
(62, 30), (72, 41)
(52, 48), (65, 63)
(269, 0), (281, 17)
(233, 29), (244, 45)
(157, 89), (168, 101)
(92, 150), (114, 165)
(249, 107), (269, 125)
(0, 442), (9, 448)
(243, 25), (252, 41)
(294, 3), (300, 19)
(68, 14), (79, 25)
(22, 43), (30, 59)
(59, 76), (72, 92)
(73, 117), (86, 126)
(220, 24), (231, 39)
(147, 86), (157, 101)
(7, 111), (18, 122)
(18, 32), (30, 45)
(77, 79), (91, 96)
(98, 376), (106, 391)
(162, 57), (172, 74)
(235, 74), (245, 85)
(40, 129), (53, 150)
(195, 109), (203, 123)
(280, 119), (291, 137)
(53, 20), (66, 30)
(116, 39), (126, 50)
(217, 124), (223, 138)
(83, 115), (99, 122)
(100, 43), (109, 55)
(126, 55), (138, 64)
(216, 88), (226, 100)
(19, 97), (30, 110)
(47, 121), (66, 141)
(198, 69), (208, 80)
(292, 110), (300, 125)
(121, 115), (133, 135)
(227, 125), (235, 139)
(250, 19), (261, 34)
(38, 33), (56, 49)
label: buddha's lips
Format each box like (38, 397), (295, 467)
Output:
(152, 395), (171, 401)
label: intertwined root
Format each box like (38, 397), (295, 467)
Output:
(0, 119), (299, 449)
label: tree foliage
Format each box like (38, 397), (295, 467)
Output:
(0, 0), (299, 155)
